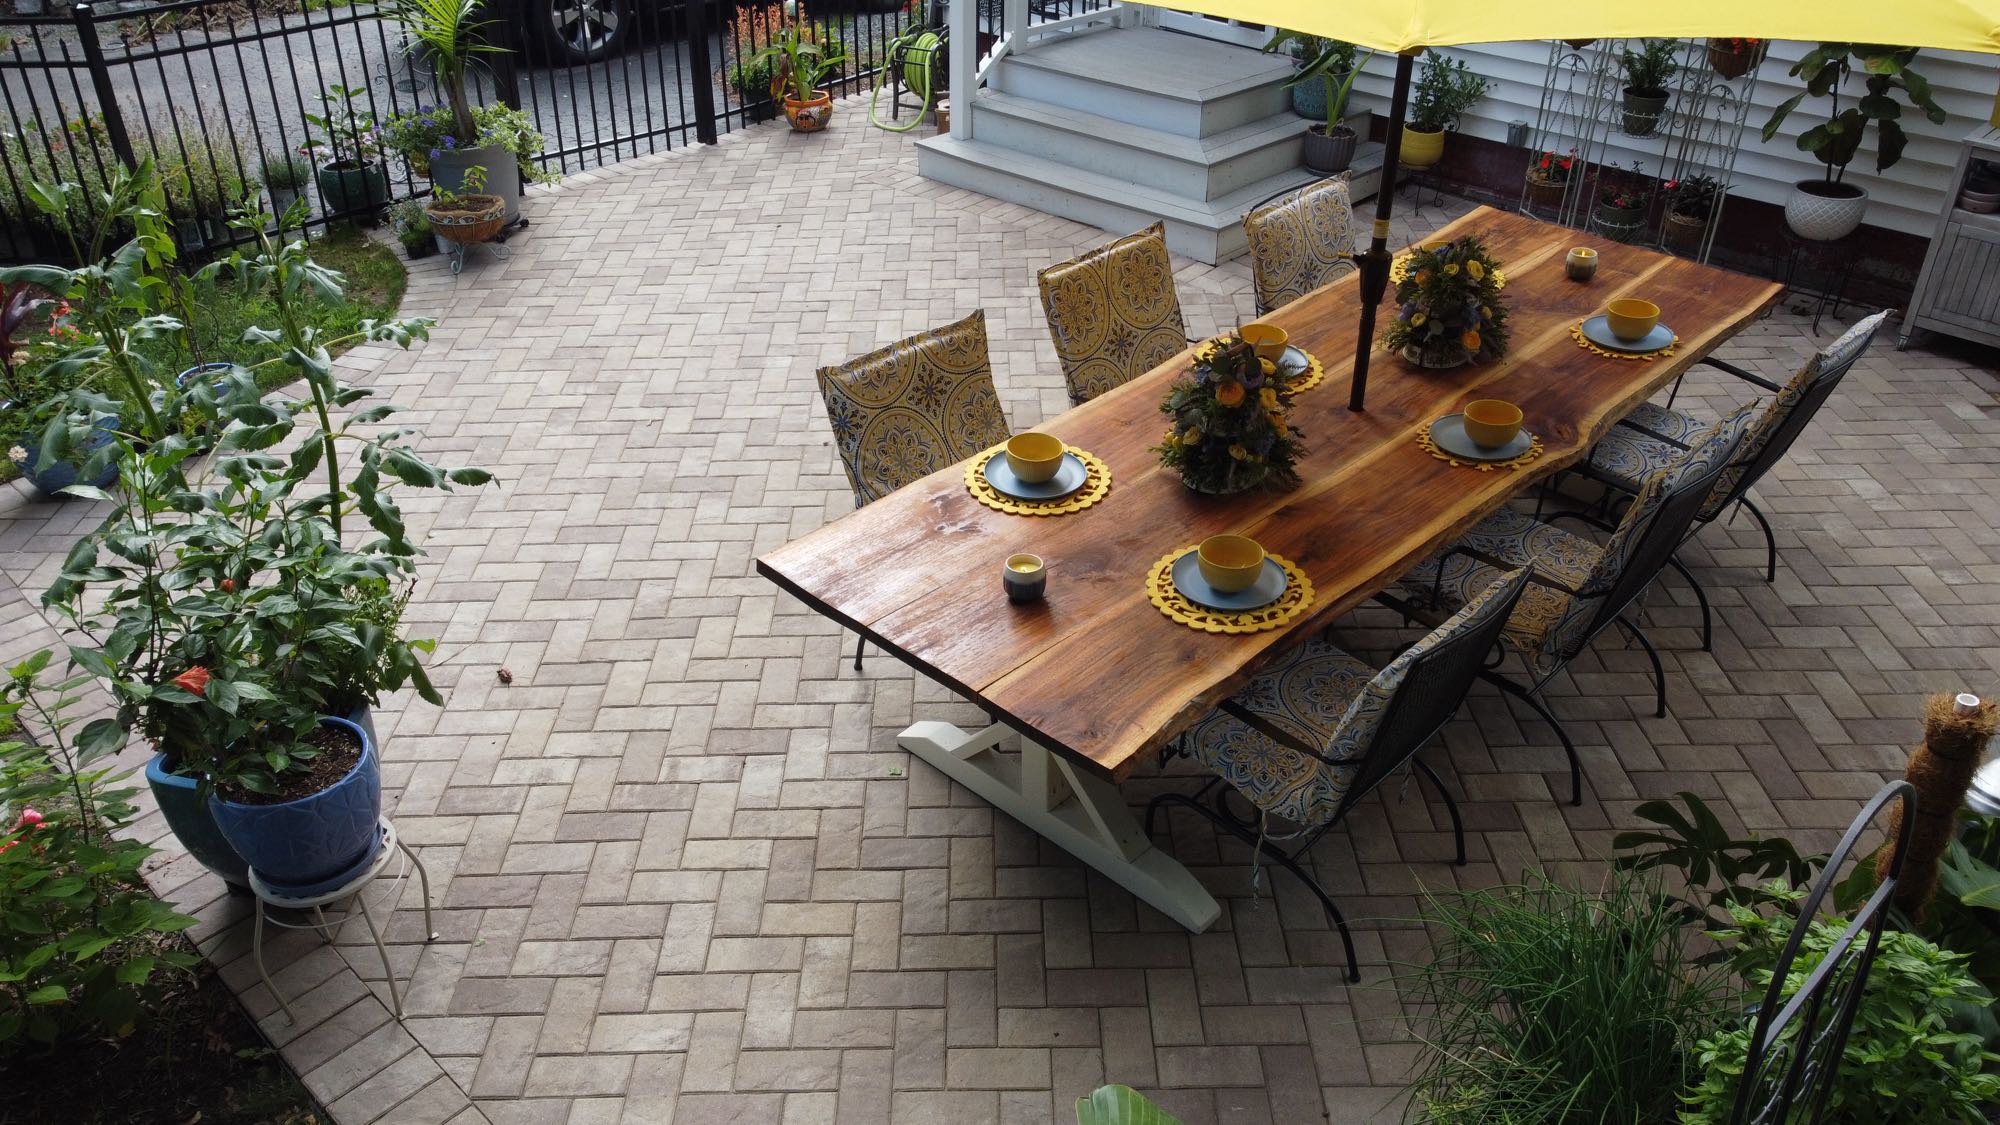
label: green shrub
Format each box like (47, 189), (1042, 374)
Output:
(1404, 870), (1734, 1123)
(1682, 898), (2000, 1123)
(0, 651), (198, 1050)
(149, 114), (253, 225)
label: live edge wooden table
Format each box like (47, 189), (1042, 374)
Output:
(758, 206), (1782, 933)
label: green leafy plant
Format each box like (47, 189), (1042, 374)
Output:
(1681, 895), (2000, 1123)
(22, 195), (488, 799)
(257, 150), (311, 192)
(1076, 1084), (1180, 1124)
(1152, 334), (1304, 495)
(155, 115), (253, 227)
(1403, 870), (1734, 1123)
(391, 198), (433, 255)
(1407, 49), (1489, 133)
(1761, 44), (1947, 183)
(0, 649), (198, 1048)
(1265, 32), (1370, 133)
(1614, 791), (1826, 932)
(1664, 173), (1722, 220)
(1620, 38), (1679, 95)
(745, 24), (849, 104)
(301, 84), (383, 169)
(0, 115), (124, 228)
(385, 0), (502, 150)
(380, 100), (555, 186)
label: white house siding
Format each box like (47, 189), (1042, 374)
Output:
(1341, 40), (1997, 237)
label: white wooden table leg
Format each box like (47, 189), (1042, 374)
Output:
(898, 720), (1221, 933)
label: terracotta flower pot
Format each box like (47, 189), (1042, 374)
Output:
(1524, 170), (1567, 212)
(1706, 42), (1762, 80)
(784, 89), (835, 133)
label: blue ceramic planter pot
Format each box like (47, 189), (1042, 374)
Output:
(145, 752), (250, 889)
(209, 716), (381, 895)
(1291, 69), (1329, 120)
(12, 412), (119, 495)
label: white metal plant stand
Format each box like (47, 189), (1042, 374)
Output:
(898, 720), (1222, 932)
(249, 817), (435, 1023)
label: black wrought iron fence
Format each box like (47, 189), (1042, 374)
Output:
(0, 0), (1106, 263)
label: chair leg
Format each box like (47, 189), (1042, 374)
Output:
(852, 632), (866, 672)
(1482, 670), (1582, 807)
(1617, 616), (1668, 719)
(1147, 790), (1360, 982)
(1738, 498), (1778, 582)
(1665, 554), (1713, 652)
(1412, 757), (1467, 866)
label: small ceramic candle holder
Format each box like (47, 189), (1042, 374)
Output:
(1003, 553), (1047, 604)
(1565, 247), (1599, 283)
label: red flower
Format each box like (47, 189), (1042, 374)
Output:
(171, 666), (211, 697)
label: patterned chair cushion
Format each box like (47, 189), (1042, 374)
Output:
(1243, 177), (1359, 315)
(815, 309), (1011, 506)
(1187, 569), (1524, 828)
(1589, 310), (1889, 519)
(1038, 222), (1190, 406)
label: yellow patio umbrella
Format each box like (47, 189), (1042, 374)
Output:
(1163, 2), (2000, 408)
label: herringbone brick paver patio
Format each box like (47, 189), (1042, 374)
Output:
(5, 96), (1999, 1124)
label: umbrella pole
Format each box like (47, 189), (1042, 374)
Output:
(1349, 50), (1418, 413)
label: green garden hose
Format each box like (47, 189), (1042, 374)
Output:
(870, 29), (945, 133)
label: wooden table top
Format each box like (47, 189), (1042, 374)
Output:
(758, 206), (1783, 782)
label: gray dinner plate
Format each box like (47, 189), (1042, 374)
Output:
(983, 450), (1088, 500)
(1276, 345), (1311, 379)
(1429, 414), (1535, 462)
(1170, 550), (1288, 612)
(1580, 314), (1675, 354)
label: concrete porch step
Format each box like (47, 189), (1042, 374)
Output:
(988, 27), (1294, 137)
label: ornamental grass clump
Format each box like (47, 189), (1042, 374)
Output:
(1153, 334), (1304, 495)
(1404, 869), (1735, 1124)
(1384, 235), (1509, 369)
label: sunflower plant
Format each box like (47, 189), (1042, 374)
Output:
(1153, 335), (1304, 495)
(1383, 235), (1510, 369)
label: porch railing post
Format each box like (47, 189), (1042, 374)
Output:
(949, 0), (974, 140)
(685, 0), (719, 144)
(71, 3), (136, 167)
(1003, 0), (1027, 54)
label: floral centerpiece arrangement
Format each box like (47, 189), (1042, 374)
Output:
(1154, 334), (1304, 495)
(1383, 236), (1509, 370)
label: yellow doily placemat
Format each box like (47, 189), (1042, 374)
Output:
(964, 444), (1112, 516)
(1145, 548), (1315, 634)
(1391, 253), (1506, 290)
(1416, 428), (1547, 472)
(1570, 322), (1679, 361)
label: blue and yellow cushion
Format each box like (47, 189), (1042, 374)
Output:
(816, 309), (1011, 506)
(1243, 177), (1359, 315)
(1588, 310), (1888, 519)
(1404, 406), (1756, 671)
(1038, 222), (1190, 406)
(1186, 569), (1524, 828)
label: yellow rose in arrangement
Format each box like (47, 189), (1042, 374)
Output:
(1466, 259), (1486, 280)
(1412, 312), (1428, 327)
(1214, 382), (1246, 408)
(1444, 262), (1460, 276)
(1228, 443), (1250, 461)
(1258, 387), (1279, 410)
(1183, 426), (1204, 445)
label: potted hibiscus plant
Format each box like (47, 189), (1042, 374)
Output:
(24, 192), (489, 891)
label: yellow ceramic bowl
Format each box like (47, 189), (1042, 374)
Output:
(1605, 298), (1660, 343)
(1240, 322), (1289, 363)
(1004, 432), (1065, 483)
(1197, 534), (1265, 594)
(1462, 399), (1524, 449)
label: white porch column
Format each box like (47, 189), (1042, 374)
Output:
(950, 0), (977, 140)
(1003, 0), (1027, 52)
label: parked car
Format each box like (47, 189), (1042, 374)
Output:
(514, 0), (905, 66)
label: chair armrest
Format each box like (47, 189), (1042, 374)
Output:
(1699, 356), (1783, 393)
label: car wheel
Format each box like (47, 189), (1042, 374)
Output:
(534, 0), (626, 64)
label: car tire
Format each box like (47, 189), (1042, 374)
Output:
(532, 0), (627, 64)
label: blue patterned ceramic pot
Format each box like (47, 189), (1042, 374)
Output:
(9, 410), (119, 495)
(208, 715), (381, 894)
(145, 752), (250, 889)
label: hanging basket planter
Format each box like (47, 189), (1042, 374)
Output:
(1524, 170), (1567, 211)
(425, 193), (507, 246)
(1705, 40), (1765, 81)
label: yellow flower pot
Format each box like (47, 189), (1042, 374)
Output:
(1400, 125), (1445, 169)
